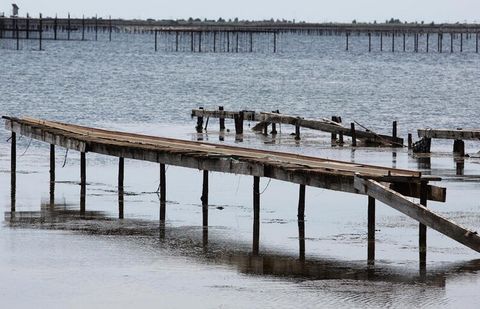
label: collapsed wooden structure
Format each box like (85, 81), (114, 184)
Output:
(191, 108), (404, 147)
(4, 116), (480, 262)
(413, 128), (480, 155)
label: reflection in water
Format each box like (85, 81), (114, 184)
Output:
(455, 158), (465, 176)
(5, 204), (480, 289)
(416, 155), (432, 170)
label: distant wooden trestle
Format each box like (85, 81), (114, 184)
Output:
(4, 116), (480, 264)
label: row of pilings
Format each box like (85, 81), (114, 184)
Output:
(1, 16), (480, 53)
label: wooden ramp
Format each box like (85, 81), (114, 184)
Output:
(354, 176), (480, 253)
(191, 108), (404, 146)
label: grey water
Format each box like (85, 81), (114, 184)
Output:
(1, 32), (480, 308)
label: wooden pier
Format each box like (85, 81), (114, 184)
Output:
(413, 128), (480, 155)
(4, 116), (480, 262)
(191, 108), (403, 146)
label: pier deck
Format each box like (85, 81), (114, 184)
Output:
(414, 128), (480, 155)
(5, 116), (480, 256)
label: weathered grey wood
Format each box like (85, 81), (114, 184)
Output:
(419, 181), (427, 264)
(418, 128), (480, 140)
(3, 116), (446, 202)
(118, 157), (124, 219)
(11, 131), (16, 212)
(368, 196), (375, 264)
(160, 163), (166, 222)
(253, 176), (260, 255)
(354, 176), (480, 253)
(202, 170), (209, 227)
(193, 109), (403, 146)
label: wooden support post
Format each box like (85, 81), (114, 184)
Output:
(476, 32), (479, 53)
(95, 15), (98, 41)
(67, 13), (71, 40)
(176, 31), (179, 52)
(419, 181), (427, 266)
(273, 32), (277, 53)
(218, 106), (225, 130)
(250, 32), (253, 52)
(201, 170), (208, 227)
(426, 33), (429, 52)
(160, 163), (166, 222)
(450, 33), (454, 53)
(345, 32), (349, 51)
(263, 122), (269, 136)
(196, 107), (204, 133)
(15, 25), (19, 50)
(253, 176), (260, 255)
(50, 144), (55, 204)
(368, 196), (375, 264)
(82, 15), (85, 41)
(331, 116), (338, 143)
(460, 33), (463, 52)
(227, 31), (230, 52)
(391, 31), (395, 52)
(351, 122), (357, 146)
(380, 32), (383, 51)
(198, 31), (202, 52)
(270, 110), (278, 135)
(453, 140), (465, 156)
(403, 32), (406, 51)
(234, 112), (244, 135)
(118, 157), (124, 219)
(368, 32), (371, 52)
(408, 133), (413, 149)
(235, 32), (239, 53)
(295, 118), (301, 140)
(191, 31), (194, 52)
(392, 121), (397, 139)
(154, 30), (158, 52)
(38, 14), (42, 51)
(26, 16), (29, 39)
(11, 132), (16, 212)
(54, 15), (58, 40)
(212, 31), (216, 52)
(80, 152), (86, 214)
(338, 117), (344, 144)
(298, 184), (306, 262)
(109, 16), (112, 41)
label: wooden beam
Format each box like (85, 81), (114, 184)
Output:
(354, 176), (480, 253)
(418, 128), (480, 140)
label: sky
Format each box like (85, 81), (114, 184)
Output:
(1, 0), (479, 23)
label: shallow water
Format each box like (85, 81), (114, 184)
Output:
(1, 32), (480, 308)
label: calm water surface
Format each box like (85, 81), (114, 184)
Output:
(1, 32), (480, 308)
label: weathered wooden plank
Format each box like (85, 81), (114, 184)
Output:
(418, 128), (480, 140)
(354, 176), (480, 253)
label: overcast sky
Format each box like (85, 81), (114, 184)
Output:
(2, 0), (479, 23)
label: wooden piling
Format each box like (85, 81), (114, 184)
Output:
(95, 15), (98, 41)
(273, 32), (277, 53)
(118, 157), (124, 219)
(154, 30), (158, 52)
(236, 32), (239, 53)
(39, 14), (42, 51)
(450, 33), (454, 53)
(67, 13), (71, 40)
(26, 16), (29, 39)
(109, 16), (112, 41)
(82, 15), (85, 41)
(219, 106), (225, 130)
(403, 32), (406, 52)
(453, 139), (465, 156)
(54, 15), (58, 40)
(191, 31), (194, 52)
(80, 152), (86, 214)
(198, 31), (202, 52)
(253, 176), (260, 255)
(160, 163), (166, 222)
(380, 32), (383, 51)
(351, 123), (357, 146)
(392, 121), (397, 139)
(212, 31), (216, 52)
(408, 133), (413, 149)
(368, 32), (371, 52)
(391, 31), (394, 52)
(15, 25), (19, 50)
(234, 112), (244, 135)
(298, 184), (306, 261)
(367, 196), (375, 264)
(419, 181), (427, 265)
(202, 170), (208, 227)
(49, 144), (55, 205)
(295, 118), (301, 140)
(196, 107), (204, 133)
(460, 33), (463, 52)
(476, 32), (479, 53)
(176, 31), (179, 52)
(250, 32), (253, 52)
(346, 32), (349, 51)
(426, 33), (429, 52)
(11, 132), (16, 212)
(270, 110), (278, 135)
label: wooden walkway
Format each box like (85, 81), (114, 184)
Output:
(4, 116), (480, 259)
(191, 108), (403, 146)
